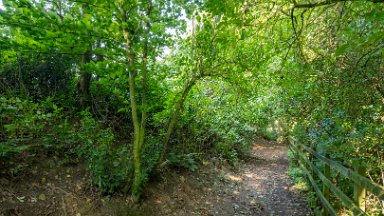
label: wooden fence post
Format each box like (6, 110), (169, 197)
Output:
(322, 154), (330, 216)
(309, 142), (322, 213)
(310, 143), (315, 179)
(352, 160), (366, 212)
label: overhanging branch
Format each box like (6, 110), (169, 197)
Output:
(294, 0), (384, 8)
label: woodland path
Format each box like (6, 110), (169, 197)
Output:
(150, 138), (313, 216)
(0, 138), (312, 216)
(207, 138), (312, 216)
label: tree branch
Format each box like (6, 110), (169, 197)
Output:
(294, 0), (383, 9)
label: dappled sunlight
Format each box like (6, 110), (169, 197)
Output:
(243, 172), (268, 181)
(244, 172), (255, 178)
(218, 142), (311, 215)
(224, 174), (243, 183)
(252, 145), (269, 150)
(232, 190), (240, 195)
(0, 0), (381, 214)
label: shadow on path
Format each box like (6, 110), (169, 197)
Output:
(212, 138), (312, 216)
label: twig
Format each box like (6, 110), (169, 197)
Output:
(355, 43), (384, 68)
(62, 196), (67, 216)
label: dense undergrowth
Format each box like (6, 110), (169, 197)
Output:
(0, 93), (256, 193)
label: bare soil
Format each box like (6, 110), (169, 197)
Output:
(0, 138), (311, 216)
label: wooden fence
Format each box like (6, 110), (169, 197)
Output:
(289, 138), (384, 216)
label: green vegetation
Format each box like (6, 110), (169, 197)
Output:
(0, 0), (383, 214)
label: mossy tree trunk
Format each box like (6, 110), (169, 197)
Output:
(119, 0), (152, 202)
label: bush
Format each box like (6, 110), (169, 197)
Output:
(0, 97), (130, 194)
(87, 140), (130, 194)
(0, 96), (63, 158)
(167, 153), (198, 172)
(74, 110), (131, 194)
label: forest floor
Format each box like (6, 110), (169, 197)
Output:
(0, 138), (311, 216)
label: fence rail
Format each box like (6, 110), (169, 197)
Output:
(289, 138), (384, 216)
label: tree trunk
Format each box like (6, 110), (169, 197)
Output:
(138, 0), (151, 151)
(78, 49), (92, 108)
(158, 79), (196, 166)
(78, 3), (92, 109)
(120, 2), (151, 202)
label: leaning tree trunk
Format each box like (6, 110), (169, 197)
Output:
(158, 79), (196, 166)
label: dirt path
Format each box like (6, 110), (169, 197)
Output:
(208, 138), (312, 216)
(143, 138), (312, 216)
(0, 138), (311, 216)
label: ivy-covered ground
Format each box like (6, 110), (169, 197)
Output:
(0, 138), (310, 216)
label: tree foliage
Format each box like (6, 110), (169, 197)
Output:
(0, 0), (383, 212)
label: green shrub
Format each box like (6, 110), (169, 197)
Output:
(0, 96), (63, 158)
(1, 97), (62, 139)
(75, 110), (131, 194)
(167, 153), (198, 172)
(87, 137), (130, 194)
(0, 97), (129, 194)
